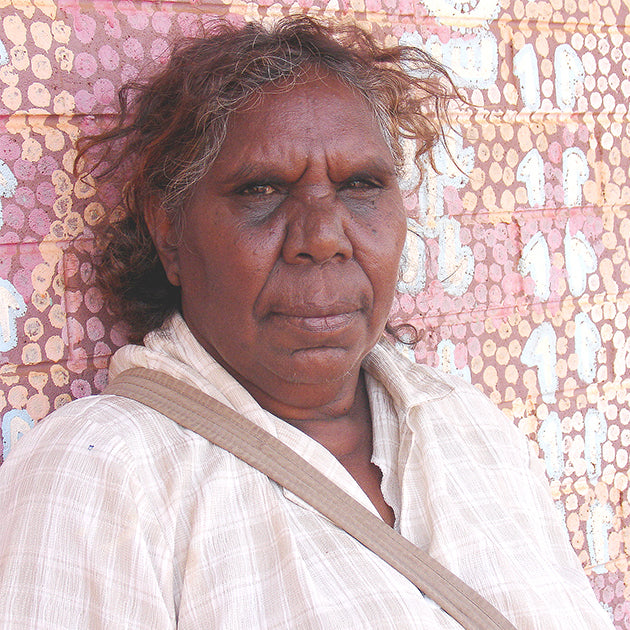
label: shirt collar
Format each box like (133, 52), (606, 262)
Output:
(362, 340), (454, 412)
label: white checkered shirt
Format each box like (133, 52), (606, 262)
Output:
(0, 314), (614, 629)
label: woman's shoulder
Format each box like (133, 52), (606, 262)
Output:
(4, 393), (185, 466)
(0, 390), (226, 514)
(369, 341), (528, 454)
(370, 341), (506, 414)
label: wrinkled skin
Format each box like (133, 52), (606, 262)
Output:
(148, 72), (406, 524)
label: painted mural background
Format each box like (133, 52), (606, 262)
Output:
(0, 0), (628, 624)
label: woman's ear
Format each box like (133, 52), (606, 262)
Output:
(144, 202), (181, 287)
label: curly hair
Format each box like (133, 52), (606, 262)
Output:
(76, 15), (460, 343)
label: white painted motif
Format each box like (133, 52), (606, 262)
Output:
(399, 137), (421, 192)
(516, 149), (545, 208)
(565, 227), (597, 297)
(563, 148), (589, 208)
(397, 219), (426, 294)
(0, 38), (8, 65)
(436, 339), (471, 382)
(575, 312), (602, 384)
(584, 409), (607, 482)
(537, 411), (564, 480)
(0, 158), (18, 228)
(418, 128), (474, 236)
(0, 278), (27, 352)
(586, 499), (614, 574)
(1, 409), (34, 457)
(519, 231), (551, 301)
(555, 44), (585, 112)
(521, 321), (558, 403)
(437, 216), (474, 296)
(400, 31), (498, 90)
(419, 0), (501, 29)
(514, 43), (541, 111)
(413, 128), (474, 296)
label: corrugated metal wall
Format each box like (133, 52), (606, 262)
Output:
(0, 0), (628, 624)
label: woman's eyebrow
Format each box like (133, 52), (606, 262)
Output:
(333, 157), (397, 179)
(219, 162), (283, 185)
(218, 151), (396, 186)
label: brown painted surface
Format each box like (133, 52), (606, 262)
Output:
(0, 0), (628, 624)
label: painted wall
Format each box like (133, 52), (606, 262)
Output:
(0, 0), (628, 624)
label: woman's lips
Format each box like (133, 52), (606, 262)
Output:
(270, 310), (360, 333)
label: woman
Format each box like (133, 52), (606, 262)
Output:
(0, 16), (614, 630)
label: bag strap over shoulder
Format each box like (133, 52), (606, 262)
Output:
(105, 367), (516, 630)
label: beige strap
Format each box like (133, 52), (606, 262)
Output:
(105, 367), (516, 630)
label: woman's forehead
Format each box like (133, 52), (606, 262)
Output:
(215, 72), (393, 165)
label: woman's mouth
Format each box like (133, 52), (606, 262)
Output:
(270, 310), (360, 333)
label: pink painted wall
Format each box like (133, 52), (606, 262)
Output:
(0, 0), (628, 624)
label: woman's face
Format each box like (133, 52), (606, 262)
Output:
(153, 72), (406, 411)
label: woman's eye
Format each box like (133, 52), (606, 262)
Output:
(238, 183), (277, 196)
(343, 177), (382, 191)
(232, 181), (284, 223)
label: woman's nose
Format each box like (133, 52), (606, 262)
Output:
(281, 191), (353, 265)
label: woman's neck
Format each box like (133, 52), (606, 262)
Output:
(281, 372), (372, 459)
(278, 374), (396, 528)
(220, 362), (396, 526)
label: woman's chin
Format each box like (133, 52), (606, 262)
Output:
(238, 345), (366, 414)
(285, 345), (359, 382)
